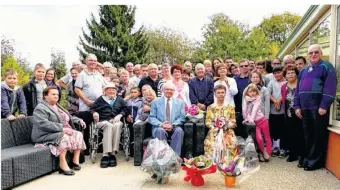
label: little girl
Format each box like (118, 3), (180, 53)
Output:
(242, 84), (272, 161)
(135, 85), (157, 124)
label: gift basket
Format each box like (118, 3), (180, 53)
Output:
(141, 138), (182, 184)
(185, 104), (205, 123)
(213, 117), (260, 188)
(182, 155), (217, 186)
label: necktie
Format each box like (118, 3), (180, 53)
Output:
(166, 98), (170, 122)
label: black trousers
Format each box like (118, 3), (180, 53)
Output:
(235, 112), (248, 139)
(286, 114), (305, 158)
(269, 114), (287, 149)
(301, 110), (329, 168)
(75, 111), (94, 153)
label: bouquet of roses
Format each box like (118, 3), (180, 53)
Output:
(185, 104), (205, 123)
(182, 155), (217, 186)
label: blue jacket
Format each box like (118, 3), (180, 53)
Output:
(1, 82), (27, 118)
(126, 97), (143, 123)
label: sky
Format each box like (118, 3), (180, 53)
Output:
(0, 4), (310, 70)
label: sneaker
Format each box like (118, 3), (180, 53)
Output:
(278, 149), (288, 158)
(272, 147), (280, 157)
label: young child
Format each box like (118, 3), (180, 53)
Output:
(135, 85), (157, 123)
(22, 63), (47, 116)
(126, 87), (143, 156)
(1, 69), (27, 120)
(267, 66), (286, 157)
(242, 84), (272, 161)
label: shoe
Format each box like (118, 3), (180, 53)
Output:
(108, 155), (117, 167)
(70, 162), (81, 171)
(271, 147), (280, 157)
(304, 165), (318, 171)
(100, 156), (109, 168)
(286, 155), (298, 162)
(263, 150), (270, 162)
(297, 163), (305, 168)
(258, 153), (265, 162)
(58, 168), (75, 176)
(278, 149), (288, 158)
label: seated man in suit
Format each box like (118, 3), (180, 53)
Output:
(148, 81), (186, 156)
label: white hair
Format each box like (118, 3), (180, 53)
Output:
(163, 81), (175, 90)
(103, 62), (113, 68)
(308, 44), (323, 53)
(134, 64), (141, 69)
(283, 55), (295, 64)
(148, 63), (158, 69)
(86, 53), (97, 61)
(184, 61), (192, 67)
(195, 63), (205, 70)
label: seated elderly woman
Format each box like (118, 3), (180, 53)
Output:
(204, 84), (237, 158)
(91, 83), (126, 168)
(31, 86), (86, 176)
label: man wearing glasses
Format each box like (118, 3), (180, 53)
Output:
(138, 63), (160, 96)
(264, 58), (282, 87)
(294, 44), (337, 171)
(233, 59), (251, 138)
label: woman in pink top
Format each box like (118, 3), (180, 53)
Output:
(170, 65), (191, 110)
(242, 84), (272, 162)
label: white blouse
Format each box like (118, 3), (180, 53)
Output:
(214, 77), (238, 106)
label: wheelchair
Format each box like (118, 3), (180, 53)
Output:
(88, 118), (131, 164)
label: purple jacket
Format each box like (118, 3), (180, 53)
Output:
(294, 59), (337, 110)
(1, 82), (27, 118)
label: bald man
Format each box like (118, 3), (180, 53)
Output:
(294, 44), (337, 171)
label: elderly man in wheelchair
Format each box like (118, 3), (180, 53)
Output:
(91, 83), (127, 168)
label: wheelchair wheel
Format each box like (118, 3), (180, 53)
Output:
(91, 149), (97, 164)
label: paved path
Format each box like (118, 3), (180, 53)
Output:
(14, 154), (340, 190)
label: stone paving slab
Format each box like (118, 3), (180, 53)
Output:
(14, 154), (340, 190)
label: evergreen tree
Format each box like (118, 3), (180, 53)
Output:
(78, 5), (149, 67)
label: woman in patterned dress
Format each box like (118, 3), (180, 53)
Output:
(31, 86), (86, 176)
(204, 84), (237, 158)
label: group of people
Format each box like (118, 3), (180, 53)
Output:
(1, 43), (336, 176)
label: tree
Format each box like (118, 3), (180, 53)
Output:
(145, 27), (195, 64)
(1, 36), (32, 76)
(258, 12), (301, 46)
(1, 55), (30, 86)
(78, 5), (149, 67)
(50, 48), (67, 79)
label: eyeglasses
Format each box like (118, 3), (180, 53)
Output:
(239, 65), (249, 68)
(256, 67), (264, 69)
(272, 62), (281, 65)
(308, 51), (320, 55)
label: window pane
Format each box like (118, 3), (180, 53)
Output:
(311, 14), (331, 61)
(297, 38), (309, 58)
(334, 7), (340, 121)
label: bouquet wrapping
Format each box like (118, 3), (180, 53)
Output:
(185, 105), (205, 123)
(182, 155), (217, 186)
(141, 138), (182, 184)
(213, 116), (259, 186)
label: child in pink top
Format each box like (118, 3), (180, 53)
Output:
(242, 84), (272, 161)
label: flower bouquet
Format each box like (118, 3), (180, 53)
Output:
(141, 138), (182, 184)
(212, 117), (259, 188)
(185, 104), (205, 123)
(182, 155), (217, 186)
